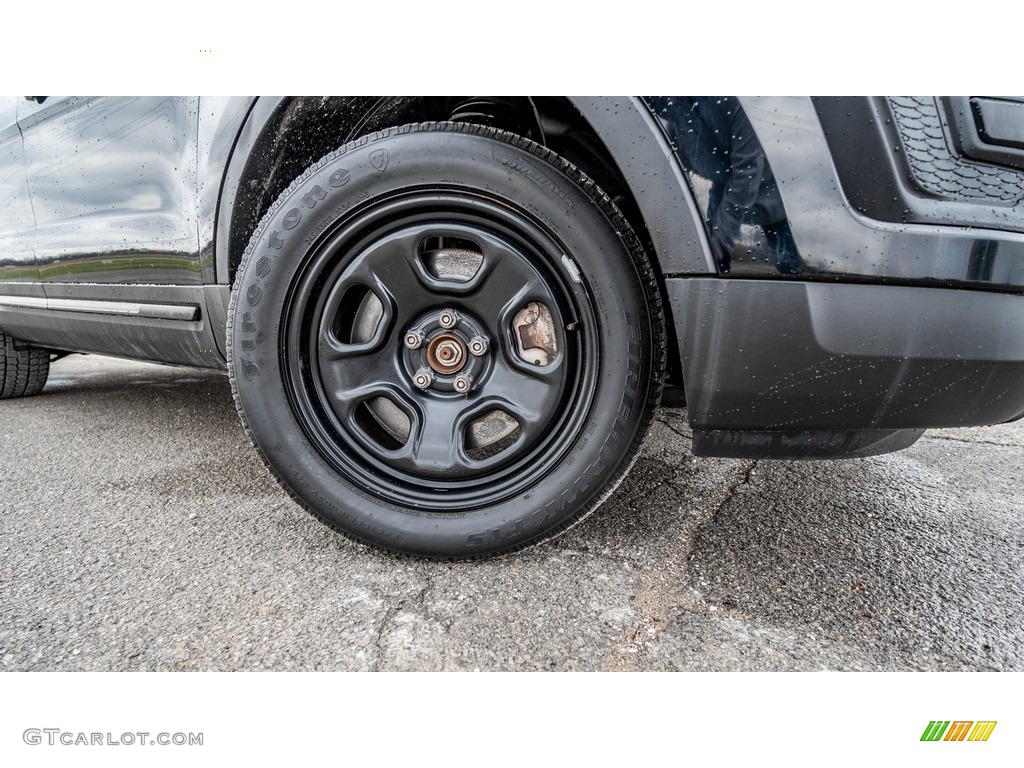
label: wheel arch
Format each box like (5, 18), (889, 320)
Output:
(213, 97), (714, 385)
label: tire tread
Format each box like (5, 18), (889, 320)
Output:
(0, 330), (50, 399)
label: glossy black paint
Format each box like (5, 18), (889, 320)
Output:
(17, 97), (202, 285)
(648, 96), (1024, 291)
(0, 98), (36, 283)
(814, 97), (1024, 233)
(947, 97), (1024, 171)
(645, 96), (800, 277)
(750, 96), (1024, 291)
(212, 96), (713, 292)
(213, 97), (282, 289)
(567, 97), (713, 275)
(198, 97), (256, 287)
(0, 97), (256, 369)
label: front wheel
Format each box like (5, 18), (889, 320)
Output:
(228, 123), (664, 558)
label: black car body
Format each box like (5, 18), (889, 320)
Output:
(1, 96), (1022, 557)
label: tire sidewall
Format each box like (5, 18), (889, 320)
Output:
(229, 125), (656, 557)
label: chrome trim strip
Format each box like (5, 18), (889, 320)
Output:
(0, 296), (47, 310)
(0, 295), (199, 321)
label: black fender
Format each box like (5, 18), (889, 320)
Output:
(207, 96), (714, 368)
(210, 97), (715, 288)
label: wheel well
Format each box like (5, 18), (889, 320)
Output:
(225, 96), (682, 386)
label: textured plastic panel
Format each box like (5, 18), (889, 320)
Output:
(669, 277), (1024, 431)
(888, 96), (1024, 204)
(692, 428), (925, 459)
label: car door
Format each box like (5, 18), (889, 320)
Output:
(17, 96), (201, 286)
(0, 97), (37, 284)
(15, 97), (217, 366)
(0, 97), (62, 348)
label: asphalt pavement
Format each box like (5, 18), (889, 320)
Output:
(2, 354), (1022, 671)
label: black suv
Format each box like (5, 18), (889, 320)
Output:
(2, 96), (1022, 558)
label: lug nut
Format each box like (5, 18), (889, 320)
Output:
(413, 368), (434, 390)
(404, 330), (424, 350)
(468, 336), (488, 356)
(453, 374), (473, 394)
(438, 309), (459, 329)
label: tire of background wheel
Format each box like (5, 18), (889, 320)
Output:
(0, 330), (50, 399)
(228, 122), (664, 559)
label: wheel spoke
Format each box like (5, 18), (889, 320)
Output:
(318, 328), (384, 363)
(461, 238), (557, 325)
(483, 352), (565, 444)
(352, 230), (440, 322)
(317, 341), (406, 421)
(400, 398), (476, 476)
(316, 230), (433, 339)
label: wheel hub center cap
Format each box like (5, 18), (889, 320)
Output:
(426, 333), (466, 374)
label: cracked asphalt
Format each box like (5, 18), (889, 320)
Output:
(1, 354), (1022, 671)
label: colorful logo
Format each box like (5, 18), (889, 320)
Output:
(921, 721), (997, 742)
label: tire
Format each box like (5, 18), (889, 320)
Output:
(228, 123), (664, 559)
(0, 330), (50, 399)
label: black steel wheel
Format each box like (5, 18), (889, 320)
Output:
(228, 123), (664, 559)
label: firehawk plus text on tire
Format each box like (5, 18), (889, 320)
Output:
(228, 123), (664, 558)
(0, 330), (49, 399)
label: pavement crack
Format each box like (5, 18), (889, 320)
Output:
(656, 417), (693, 443)
(414, 570), (433, 612)
(721, 461), (757, 507)
(369, 572), (434, 671)
(369, 603), (399, 672)
(602, 459), (756, 671)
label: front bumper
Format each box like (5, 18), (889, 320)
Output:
(668, 278), (1024, 458)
